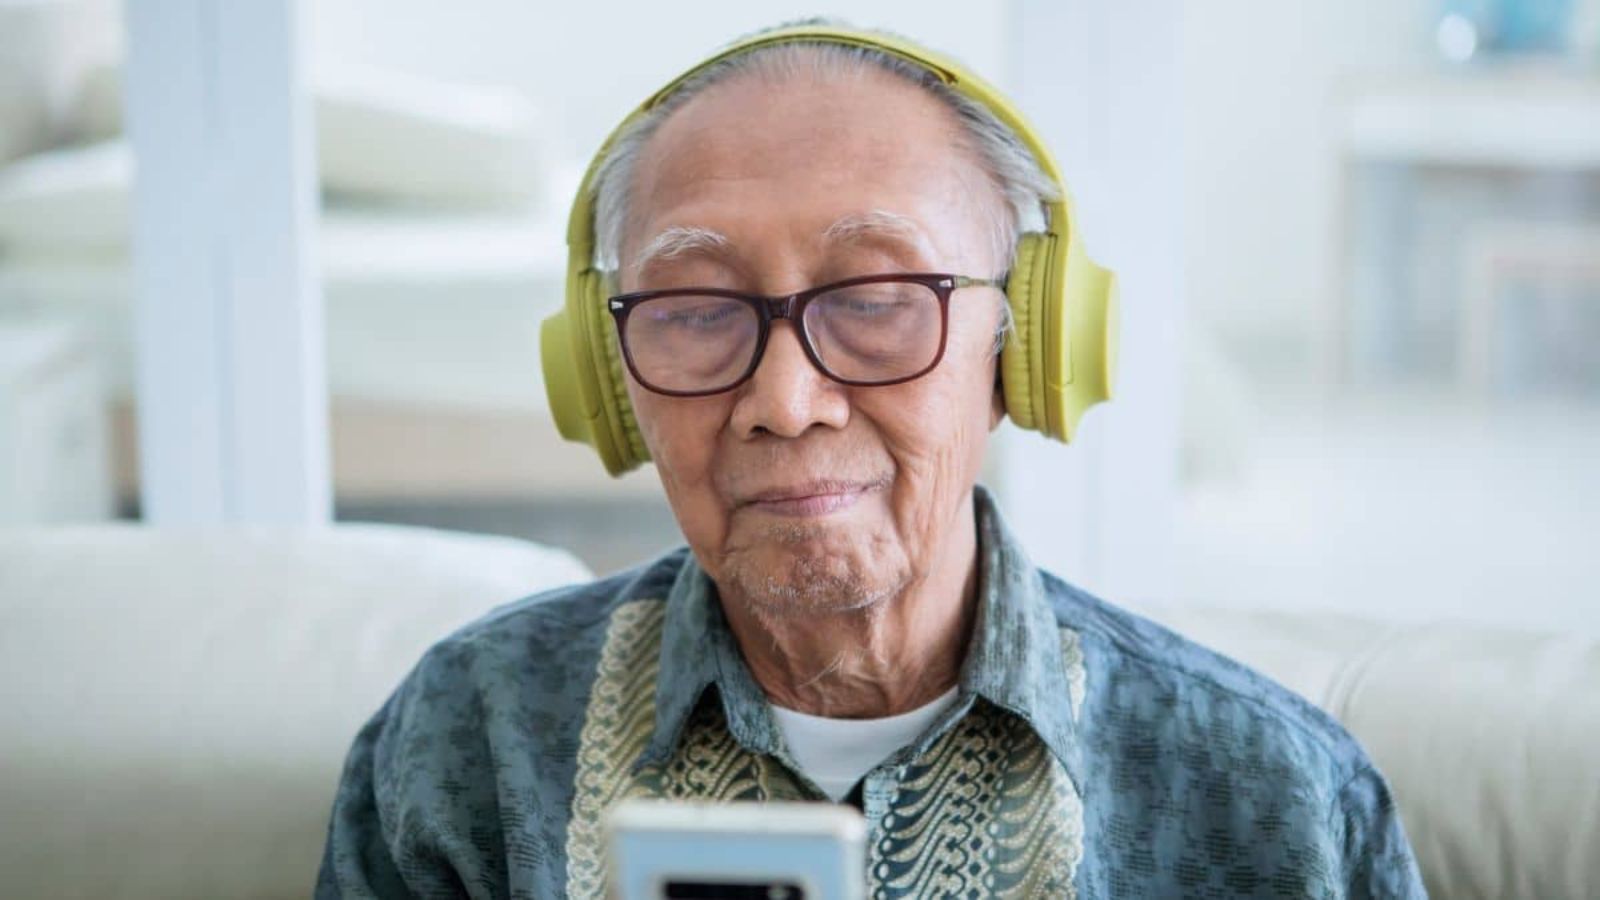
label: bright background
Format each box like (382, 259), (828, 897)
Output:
(1, 0), (1597, 633)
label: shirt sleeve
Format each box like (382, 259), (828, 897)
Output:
(314, 649), (485, 899)
(1332, 764), (1430, 899)
(315, 695), (417, 898)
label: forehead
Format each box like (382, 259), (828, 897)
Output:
(624, 62), (993, 272)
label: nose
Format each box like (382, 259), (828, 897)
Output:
(729, 321), (850, 440)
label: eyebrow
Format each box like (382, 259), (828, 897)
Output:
(821, 209), (924, 245)
(630, 226), (732, 276)
(822, 209), (940, 266)
(629, 210), (933, 277)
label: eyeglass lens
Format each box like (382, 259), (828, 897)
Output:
(621, 280), (943, 393)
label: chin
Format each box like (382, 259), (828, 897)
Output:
(720, 536), (900, 619)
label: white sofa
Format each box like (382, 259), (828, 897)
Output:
(0, 524), (592, 899)
(1, 525), (1595, 898)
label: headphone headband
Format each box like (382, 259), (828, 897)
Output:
(564, 24), (1074, 278)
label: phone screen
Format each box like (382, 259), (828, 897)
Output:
(663, 881), (806, 899)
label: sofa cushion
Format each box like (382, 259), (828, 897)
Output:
(0, 523), (591, 899)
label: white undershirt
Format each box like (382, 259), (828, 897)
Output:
(769, 687), (961, 802)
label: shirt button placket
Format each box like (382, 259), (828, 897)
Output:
(861, 766), (897, 832)
(862, 764), (905, 898)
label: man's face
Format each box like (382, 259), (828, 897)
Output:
(619, 65), (1006, 616)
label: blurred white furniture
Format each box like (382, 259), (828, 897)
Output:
(0, 523), (591, 899)
(1459, 221), (1600, 391)
(1341, 69), (1600, 169)
(0, 57), (640, 509)
(0, 0), (118, 166)
(1335, 68), (1600, 386)
(70, 60), (550, 209)
(0, 319), (111, 523)
(0, 142), (656, 504)
(1, 524), (1595, 898)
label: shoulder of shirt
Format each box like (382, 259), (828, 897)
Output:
(1039, 568), (1374, 785)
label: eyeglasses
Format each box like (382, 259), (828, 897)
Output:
(607, 272), (1005, 397)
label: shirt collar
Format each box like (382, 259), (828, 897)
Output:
(959, 485), (1083, 785)
(638, 556), (784, 771)
(637, 485), (1082, 787)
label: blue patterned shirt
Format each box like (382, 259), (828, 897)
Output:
(318, 488), (1426, 898)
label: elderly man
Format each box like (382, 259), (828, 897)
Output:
(318, 20), (1425, 899)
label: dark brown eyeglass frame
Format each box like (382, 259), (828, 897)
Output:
(606, 272), (1006, 398)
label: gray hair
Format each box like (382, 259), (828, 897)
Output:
(591, 18), (1059, 354)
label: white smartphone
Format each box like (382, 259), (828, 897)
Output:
(604, 799), (867, 900)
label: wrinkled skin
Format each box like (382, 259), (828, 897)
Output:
(619, 61), (1009, 717)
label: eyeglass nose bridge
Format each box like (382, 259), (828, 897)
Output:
(759, 293), (804, 322)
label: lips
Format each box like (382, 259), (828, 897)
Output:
(738, 478), (887, 517)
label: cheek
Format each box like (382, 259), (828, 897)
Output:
(628, 385), (732, 547)
(883, 383), (989, 482)
(868, 344), (996, 541)
(897, 326), (999, 464)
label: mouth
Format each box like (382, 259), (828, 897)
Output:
(737, 478), (888, 518)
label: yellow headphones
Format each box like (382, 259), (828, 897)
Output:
(540, 23), (1119, 476)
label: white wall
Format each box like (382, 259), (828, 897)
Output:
(1181, 0), (1434, 366)
(309, 2), (1008, 164)
(994, 0), (1185, 604)
(1174, 1), (1600, 636)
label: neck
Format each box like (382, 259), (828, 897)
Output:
(720, 493), (981, 719)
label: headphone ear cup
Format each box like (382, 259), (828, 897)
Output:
(541, 269), (652, 476)
(1055, 237), (1118, 440)
(581, 270), (652, 474)
(1001, 232), (1049, 432)
(590, 276), (651, 469)
(540, 309), (588, 445)
(1003, 231), (1118, 443)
